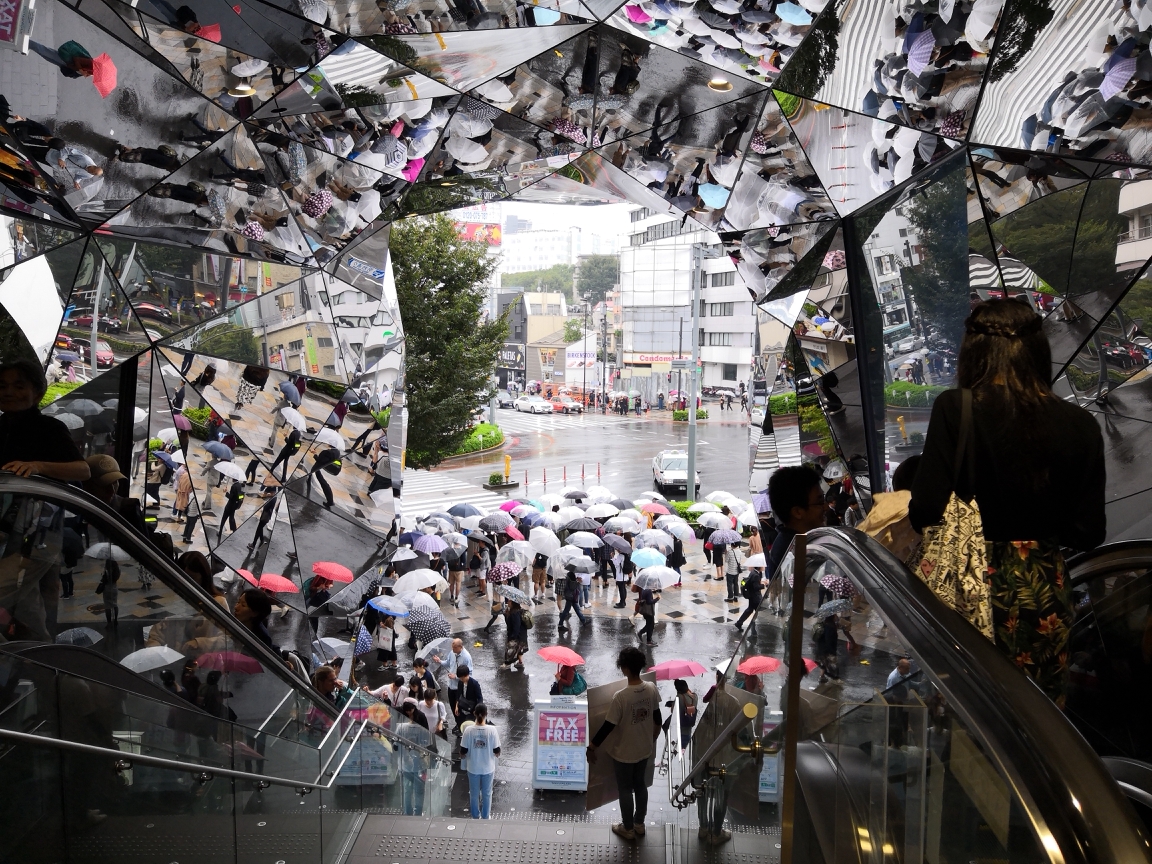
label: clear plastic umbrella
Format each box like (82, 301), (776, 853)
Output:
(214, 462), (246, 481)
(121, 645), (184, 672)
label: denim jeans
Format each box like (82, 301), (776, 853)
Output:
(580, 583), (590, 605)
(559, 597), (586, 625)
(611, 757), (648, 830)
(468, 771), (494, 818)
(402, 770), (424, 815)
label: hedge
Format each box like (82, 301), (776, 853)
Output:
(40, 381), (83, 407)
(672, 409), (709, 421)
(884, 382), (948, 408)
(452, 422), (504, 456)
(769, 392), (796, 415)
(181, 406), (213, 440)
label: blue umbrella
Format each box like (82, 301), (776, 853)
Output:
(521, 511), (546, 527)
(367, 595), (410, 617)
(631, 547), (667, 568)
(698, 183), (730, 208)
(153, 451), (177, 470)
(278, 380), (302, 406)
(398, 531), (422, 547)
(774, 1), (811, 25)
(447, 503), (484, 517)
(55, 351), (80, 363)
(203, 441), (233, 459)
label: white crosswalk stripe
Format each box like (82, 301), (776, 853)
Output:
(400, 472), (510, 517)
(494, 409), (594, 434)
(749, 424), (802, 492)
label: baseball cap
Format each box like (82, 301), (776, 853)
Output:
(86, 455), (126, 486)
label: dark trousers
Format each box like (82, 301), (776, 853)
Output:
(448, 687), (461, 728)
(616, 580), (627, 604)
(217, 506), (239, 540)
(735, 595), (760, 629)
(269, 446), (294, 481)
(183, 515), (199, 541)
(639, 614), (655, 643)
(612, 757), (648, 831)
(244, 458), (259, 483)
(725, 572), (739, 600)
(559, 597), (586, 625)
(60, 568), (74, 597)
(307, 472), (334, 506)
(251, 515), (272, 548)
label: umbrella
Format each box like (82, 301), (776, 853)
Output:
(1101, 55), (1137, 101)
(584, 503), (619, 518)
(312, 561), (354, 583)
(55, 626), (103, 647)
(744, 553), (767, 568)
(315, 428), (345, 452)
(214, 462), (246, 481)
(603, 534), (632, 553)
(704, 492), (735, 503)
(528, 527), (561, 556)
(737, 510), (760, 528)
(556, 507), (586, 523)
(634, 492), (668, 503)
(603, 517), (642, 534)
(278, 380), (302, 406)
(203, 441), (233, 460)
(120, 645), (184, 672)
(316, 636), (351, 662)
(820, 574), (856, 597)
(510, 504), (537, 518)
(563, 489), (588, 500)
(633, 566), (680, 589)
(441, 532), (470, 552)
(169, 450), (186, 464)
(688, 502), (721, 513)
(479, 513), (514, 531)
(55, 350), (80, 363)
(556, 555), (597, 574)
(618, 509), (645, 524)
(54, 412), (84, 430)
(488, 561), (523, 583)
(420, 516), (455, 535)
(660, 521), (695, 542)
(368, 595), (411, 617)
(458, 515), (482, 531)
(586, 486), (613, 499)
(498, 501), (520, 512)
(400, 590), (440, 611)
(393, 569), (448, 593)
(156, 427), (179, 443)
(520, 511), (546, 528)
(505, 525), (524, 541)
(565, 517), (601, 532)
(413, 534), (449, 554)
(631, 548), (666, 569)
(84, 542), (132, 562)
(814, 599), (853, 620)
(258, 573), (299, 593)
(737, 655), (781, 674)
(416, 635), (454, 663)
(567, 531), (603, 548)
(905, 29), (935, 76)
(448, 503), (485, 517)
(405, 606), (451, 643)
(153, 451), (177, 471)
(468, 532), (495, 547)
(697, 513), (731, 530)
(495, 584), (530, 605)
(57, 399), (104, 416)
(538, 645), (584, 665)
(648, 659), (708, 680)
(709, 529), (743, 545)
(634, 530), (673, 552)
(389, 547), (420, 562)
(133, 407), (148, 424)
(639, 502), (670, 515)
(173, 414), (192, 431)
(495, 540), (534, 568)
(91, 53), (117, 97)
(198, 22), (221, 41)
(752, 492), (771, 514)
(280, 407), (306, 431)
(538, 493), (565, 507)
(197, 651), (264, 673)
(236, 568), (259, 586)
(398, 531), (422, 547)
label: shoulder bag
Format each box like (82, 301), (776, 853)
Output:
(913, 389), (994, 641)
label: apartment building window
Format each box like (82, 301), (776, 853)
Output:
(317, 337), (333, 348)
(699, 299), (707, 317)
(529, 304), (542, 314)
(699, 328), (705, 346)
(711, 271), (734, 287)
(875, 255), (894, 275)
(707, 332), (733, 346)
(722, 364), (738, 381)
(898, 228), (908, 237)
(323, 365), (336, 375)
(708, 302), (734, 317)
(546, 304), (561, 315)
(630, 207), (652, 222)
(288, 339), (304, 351)
(1142, 213), (1152, 238)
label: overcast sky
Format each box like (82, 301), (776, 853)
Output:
(502, 202), (634, 250)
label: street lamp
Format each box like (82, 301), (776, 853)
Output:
(687, 242), (723, 501)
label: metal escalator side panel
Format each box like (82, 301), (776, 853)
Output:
(793, 741), (866, 864)
(803, 527), (1152, 864)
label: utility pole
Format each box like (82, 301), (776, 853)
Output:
(677, 317), (683, 406)
(687, 242), (720, 499)
(582, 299), (589, 404)
(601, 308), (608, 413)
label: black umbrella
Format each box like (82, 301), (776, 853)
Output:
(479, 513), (514, 532)
(448, 503), (484, 517)
(603, 534), (632, 553)
(608, 498), (634, 510)
(563, 490), (588, 500)
(391, 552), (432, 575)
(405, 606), (451, 644)
(565, 517), (601, 531)
(468, 531), (495, 547)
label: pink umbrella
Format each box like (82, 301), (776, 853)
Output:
(173, 413), (192, 430)
(236, 568), (259, 586)
(639, 502), (670, 515)
(197, 651), (263, 673)
(737, 655), (781, 674)
(624, 4), (652, 22)
(258, 573), (299, 593)
(499, 501), (520, 512)
(401, 158), (424, 182)
(312, 561), (354, 583)
(91, 53), (117, 97)
(504, 524), (524, 540)
(538, 645), (584, 665)
(198, 22), (222, 41)
(648, 659), (708, 680)
(487, 561), (522, 583)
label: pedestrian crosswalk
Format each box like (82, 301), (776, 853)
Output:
(748, 423), (802, 492)
(493, 408), (597, 435)
(400, 471), (511, 517)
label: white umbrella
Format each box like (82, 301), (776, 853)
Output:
(697, 512), (731, 529)
(567, 531), (604, 549)
(688, 502), (721, 513)
(169, 450), (186, 465)
(635, 491), (668, 501)
(231, 58), (269, 76)
(133, 407), (148, 423)
(585, 503), (619, 518)
(661, 521), (696, 542)
(744, 553), (767, 568)
(538, 493), (565, 507)
(156, 427), (180, 443)
(618, 509), (644, 524)
(317, 636), (352, 661)
(214, 462), (246, 481)
(528, 527), (561, 556)
(603, 517), (642, 534)
(654, 514), (687, 526)
(416, 635), (454, 664)
(496, 540), (536, 568)
(84, 542), (133, 562)
(634, 530), (673, 552)
(586, 485), (613, 499)
(737, 509), (760, 528)
(510, 504), (538, 518)
(315, 428), (345, 452)
(556, 506), (585, 523)
(705, 491), (735, 503)
(458, 515), (483, 531)
(634, 566), (681, 589)
(370, 489), (395, 509)
(120, 646), (184, 673)
(392, 569), (448, 593)
(389, 547), (420, 562)
(539, 512), (565, 531)
(444, 135), (489, 163)
(400, 590), (440, 610)
(281, 407), (307, 432)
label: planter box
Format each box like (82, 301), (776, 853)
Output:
(483, 481), (519, 491)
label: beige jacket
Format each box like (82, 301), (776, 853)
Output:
(857, 491), (920, 565)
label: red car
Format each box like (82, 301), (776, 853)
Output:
(71, 311), (122, 333)
(73, 338), (115, 369)
(550, 395), (584, 414)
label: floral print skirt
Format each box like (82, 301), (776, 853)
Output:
(987, 540), (1071, 707)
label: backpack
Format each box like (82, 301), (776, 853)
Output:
(740, 576), (754, 599)
(563, 575), (580, 601)
(520, 609), (534, 630)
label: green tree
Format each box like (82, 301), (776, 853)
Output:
(562, 319), (584, 343)
(191, 322), (261, 365)
(575, 255), (618, 304)
(501, 263), (573, 295)
(392, 214), (509, 468)
(773, 2), (842, 98)
(989, 0), (1055, 83)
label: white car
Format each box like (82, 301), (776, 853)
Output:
(514, 395), (554, 414)
(652, 449), (700, 495)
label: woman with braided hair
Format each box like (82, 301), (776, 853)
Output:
(908, 299), (1105, 706)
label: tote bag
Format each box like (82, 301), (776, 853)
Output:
(914, 389), (994, 641)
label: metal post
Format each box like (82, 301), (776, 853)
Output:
(114, 355), (138, 493)
(686, 245), (702, 501)
(488, 374), (497, 426)
(583, 302), (589, 402)
(601, 310), (608, 414)
(90, 256), (105, 377)
(677, 316), (683, 408)
(780, 533), (807, 864)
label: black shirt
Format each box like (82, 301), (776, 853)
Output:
(0, 408), (82, 466)
(908, 387), (1106, 548)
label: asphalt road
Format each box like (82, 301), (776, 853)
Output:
(427, 402), (758, 500)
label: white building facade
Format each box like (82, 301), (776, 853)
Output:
(499, 227), (608, 274)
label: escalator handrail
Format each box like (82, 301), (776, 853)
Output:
(1066, 541), (1152, 587)
(805, 527), (1152, 864)
(0, 474), (339, 721)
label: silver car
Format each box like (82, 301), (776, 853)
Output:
(652, 450), (700, 495)
(514, 395), (554, 414)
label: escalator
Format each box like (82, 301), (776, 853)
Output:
(673, 528), (1152, 864)
(0, 474), (453, 864)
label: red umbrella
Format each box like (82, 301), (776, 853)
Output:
(236, 568), (258, 586)
(312, 561), (353, 583)
(802, 658), (818, 673)
(197, 651), (263, 673)
(173, 413), (192, 430)
(91, 53), (117, 97)
(648, 659), (708, 680)
(639, 502), (670, 515)
(258, 573), (299, 593)
(537, 645), (584, 665)
(504, 524), (524, 540)
(198, 22), (222, 41)
(737, 655), (781, 674)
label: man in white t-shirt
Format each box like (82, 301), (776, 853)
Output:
(460, 703), (501, 818)
(587, 647), (662, 841)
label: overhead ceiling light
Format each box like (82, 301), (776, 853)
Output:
(228, 80), (256, 97)
(707, 77), (732, 92)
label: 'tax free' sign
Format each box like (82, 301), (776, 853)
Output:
(537, 711), (586, 744)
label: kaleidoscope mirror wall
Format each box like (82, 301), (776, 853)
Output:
(5, 0), (1152, 549)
